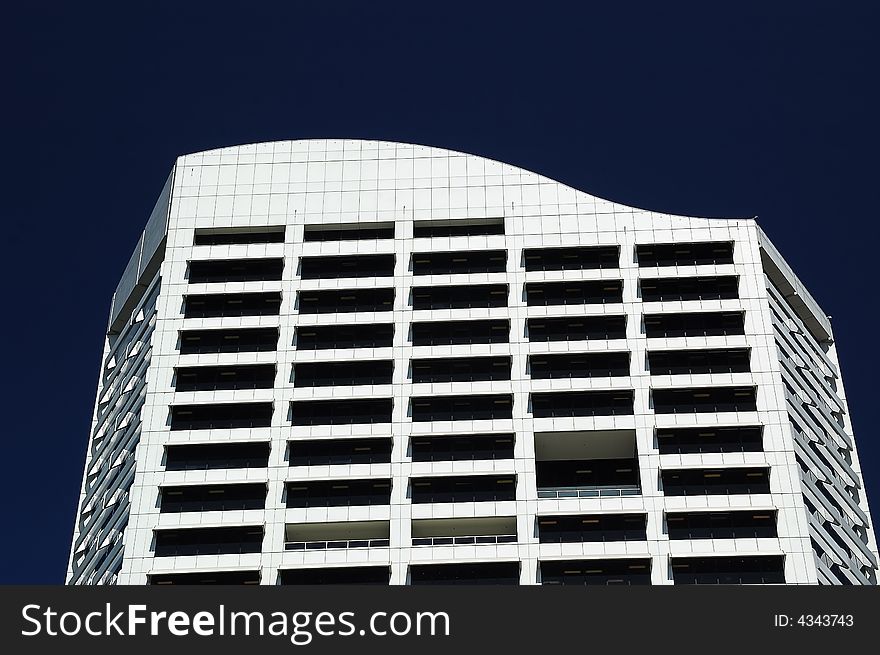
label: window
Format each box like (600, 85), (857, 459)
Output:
(298, 288), (394, 314)
(412, 284), (507, 309)
(290, 399), (393, 426)
(183, 292), (282, 318)
(412, 250), (506, 275)
(526, 316), (627, 341)
(170, 403), (273, 431)
(193, 226), (284, 245)
(299, 254), (395, 279)
(523, 246), (619, 271)
(295, 323), (393, 349)
(413, 217), (504, 237)
(174, 364), (276, 391)
(187, 258), (283, 283)
(303, 222), (394, 241)
(640, 276), (738, 302)
(636, 241), (734, 267)
(525, 281), (623, 305)
(411, 356), (511, 383)
(179, 327), (279, 354)
(410, 394), (513, 421)
(412, 319), (508, 345)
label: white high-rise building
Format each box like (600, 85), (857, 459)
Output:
(67, 139), (878, 585)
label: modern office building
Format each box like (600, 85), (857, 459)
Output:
(67, 139), (878, 585)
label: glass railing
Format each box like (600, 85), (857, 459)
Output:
(411, 534), (517, 546)
(537, 485), (640, 499)
(284, 538), (390, 551)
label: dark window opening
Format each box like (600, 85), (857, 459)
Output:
(525, 280), (623, 306)
(180, 328), (279, 354)
(289, 438), (393, 466)
(656, 426), (764, 454)
(412, 250), (506, 275)
(413, 217), (504, 238)
(540, 559), (651, 585)
(159, 483), (266, 513)
(303, 222), (394, 242)
(529, 352), (630, 379)
(293, 360), (393, 387)
(531, 390), (634, 417)
(662, 467), (771, 496)
(187, 258), (284, 283)
(536, 459), (640, 494)
(653, 386), (757, 414)
(410, 475), (517, 504)
(410, 561), (519, 585)
(412, 319), (509, 345)
(291, 398), (393, 426)
(279, 567), (390, 585)
(286, 479), (392, 508)
(150, 570), (260, 585)
(295, 324), (393, 349)
(298, 288), (394, 314)
(644, 312), (745, 337)
(636, 241), (734, 267)
(671, 555), (785, 584)
(640, 276), (738, 302)
(667, 510), (777, 540)
(411, 434), (515, 462)
(164, 442), (270, 471)
(412, 284), (507, 310)
(523, 246), (619, 271)
(184, 292), (281, 318)
(410, 394), (513, 422)
(300, 254), (395, 279)
(170, 403), (273, 431)
(526, 316), (627, 342)
(412, 356), (511, 383)
(648, 348), (750, 375)
(538, 514), (647, 543)
(194, 226), (285, 246)
(153, 526), (264, 557)
(175, 364), (276, 391)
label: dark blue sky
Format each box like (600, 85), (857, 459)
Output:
(3, 1), (878, 583)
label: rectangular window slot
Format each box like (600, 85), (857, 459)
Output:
(656, 426), (763, 454)
(413, 217), (504, 238)
(279, 566), (390, 585)
(411, 319), (509, 345)
(285, 479), (392, 508)
(293, 360), (393, 387)
(290, 398), (393, 426)
(149, 570), (260, 585)
(661, 467), (771, 496)
(303, 222), (394, 242)
(644, 311), (745, 337)
(183, 292), (281, 318)
(187, 258), (284, 283)
(670, 555), (784, 584)
(636, 241), (734, 267)
(295, 323), (393, 350)
(648, 348), (750, 375)
(410, 394), (513, 422)
(640, 276), (738, 302)
(540, 558), (651, 585)
(526, 315), (627, 341)
(538, 514), (647, 543)
(300, 254), (395, 279)
(159, 483), (267, 513)
(169, 402), (273, 431)
(412, 250), (507, 275)
(531, 390), (634, 417)
(529, 352), (630, 379)
(164, 442), (270, 471)
(666, 510), (777, 539)
(179, 327), (279, 354)
(193, 226), (285, 246)
(412, 284), (508, 310)
(652, 386), (757, 413)
(410, 475), (517, 503)
(410, 561), (519, 585)
(153, 526), (264, 557)
(525, 280), (623, 306)
(411, 433), (515, 462)
(523, 246), (619, 271)
(298, 288), (394, 314)
(411, 356), (511, 383)
(289, 437), (392, 466)
(175, 364), (276, 391)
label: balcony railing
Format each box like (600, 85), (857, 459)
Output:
(284, 538), (390, 551)
(411, 534), (517, 546)
(537, 485), (641, 499)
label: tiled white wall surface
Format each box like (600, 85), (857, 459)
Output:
(106, 140), (875, 584)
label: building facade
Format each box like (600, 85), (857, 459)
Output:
(67, 139), (878, 585)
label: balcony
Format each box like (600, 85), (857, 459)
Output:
(528, 352), (630, 379)
(170, 402), (273, 431)
(299, 253), (395, 279)
(671, 555), (785, 584)
(183, 292), (281, 318)
(298, 288), (394, 314)
(661, 467), (771, 496)
(526, 315), (627, 342)
(656, 426), (763, 455)
(295, 323), (394, 350)
(540, 558), (651, 585)
(289, 437), (393, 466)
(525, 280), (623, 306)
(409, 561), (519, 585)
(174, 364), (276, 391)
(538, 514), (647, 543)
(666, 510), (777, 539)
(411, 517), (518, 546)
(293, 360), (393, 387)
(290, 398), (393, 426)
(640, 276), (738, 302)
(303, 222), (394, 241)
(187, 258), (284, 283)
(652, 386), (757, 414)
(412, 250), (506, 275)
(153, 526), (264, 557)
(164, 441), (271, 471)
(410, 475), (516, 503)
(285, 478), (392, 508)
(411, 394), (513, 422)
(643, 311), (745, 338)
(531, 390), (634, 417)
(535, 430), (640, 498)
(279, 566), (390, 585)
(636, 241), (734, 267)
(648, 348), (750, 375)
(410, 433), (515, 462)
(411, 319), (509, 345)
(411, 356), (511, 383)
(159, 483), (267, 513)
(523, 245), (619, 271)
(412, 284), (507, 310)
(283, 520), (390, 551)
(179, 327), (279, 354)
